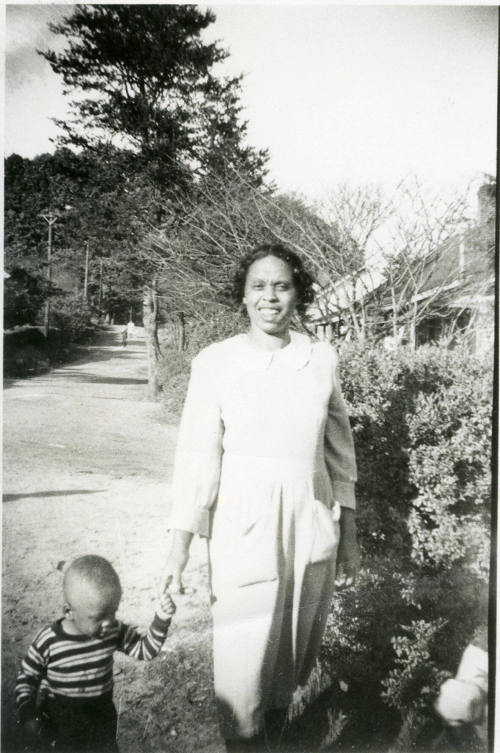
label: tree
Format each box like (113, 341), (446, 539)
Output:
(39, 5), (269, 391)
(303, 180), (487, 347)
(4, 148), (153, 324)
(39, 4), (267, 188)
(3, 268), (51, 329)
(375, 179), (482, 347)
(309, 185), (394, 342)
(144, 166), (349, 336)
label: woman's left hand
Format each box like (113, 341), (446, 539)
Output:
(335, 507), (360, 587)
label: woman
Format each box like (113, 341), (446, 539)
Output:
(161, 244), (359, 752)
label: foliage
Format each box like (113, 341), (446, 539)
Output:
(146, 167), (344, 325)
(3, 297), (95, 378)
(4, 148), (155, 324)
(147, 173), (494, 354)
(319, 341), (492, 749)
(3, 327), (51, 377)
(3, 267), (51, 329)
(338, 342), (491, 567)
(50, 296), (96, 344)
(381, 619), (449, 713)
(407, 372), (491, 578)
(39, 4), (267, 187)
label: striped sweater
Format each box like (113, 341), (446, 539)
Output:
(16, 613), (171, 723)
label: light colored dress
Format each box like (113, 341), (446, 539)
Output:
(168, 331), (357, 739)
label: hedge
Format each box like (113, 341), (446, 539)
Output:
(326, 342), (491, 750)
(4, 298), (96, 378)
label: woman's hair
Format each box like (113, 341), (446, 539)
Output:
(232, 243), (315, 316)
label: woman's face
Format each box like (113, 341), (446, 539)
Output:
(244, 255), (298, 337)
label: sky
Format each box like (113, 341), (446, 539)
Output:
(3, 3), (498, 204)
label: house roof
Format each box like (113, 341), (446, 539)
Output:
(308, 266), (386, 321)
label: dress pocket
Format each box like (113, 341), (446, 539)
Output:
(309, 499), (341, 564)
(209, 501), (279, 590)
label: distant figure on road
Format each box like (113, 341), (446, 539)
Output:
(126, 321), (135, 337)
(121, 328), (128, 348)
(15, 555), (176, 753)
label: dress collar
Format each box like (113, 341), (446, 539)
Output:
(236, 330), (312, 372)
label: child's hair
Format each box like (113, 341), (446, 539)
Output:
(64, 555), (122, 605)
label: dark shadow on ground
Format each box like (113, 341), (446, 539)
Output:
(3, 490), (105, 502)
(45, 372), (148, 385)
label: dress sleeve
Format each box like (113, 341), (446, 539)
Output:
(324, 346), (357, 510)
(167, 351), (224, 537)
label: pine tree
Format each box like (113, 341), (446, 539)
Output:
(40, 4), (267, 187)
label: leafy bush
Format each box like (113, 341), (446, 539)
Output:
(4, 267), (50, 329)
(3, 326), (51, 377)
(338, 343), (491, 565)
(323, 342), (492, 749)
(407, 370), (491, 578)
(4, 297), (97, 378)
(50, 296), (96, 344)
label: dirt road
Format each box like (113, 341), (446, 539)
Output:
(2, 326), (221, 753)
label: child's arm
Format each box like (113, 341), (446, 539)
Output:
(118, 591), (176, 661)
(15, 628), (49, 733)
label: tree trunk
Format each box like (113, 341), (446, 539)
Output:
(143, 281), (162, 398)
(409, 301), (418, 350)
(178, 312), (185, 351)
(390, 286), (398, 338)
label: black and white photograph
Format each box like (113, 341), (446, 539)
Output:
(3, 4), (497, 753)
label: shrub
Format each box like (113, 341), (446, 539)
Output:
(50, 296), (96, 345)
(3, 267), (49, 329)
(325, 342), (492, 749)
(4, 297), (97, 378)
(3, 326), (50, 377)
(407, 370), (491, 578)
(338, 343), (491, 565)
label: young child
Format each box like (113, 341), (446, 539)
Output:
(433, 632), (488, 750)
(15, 555), (176, 752)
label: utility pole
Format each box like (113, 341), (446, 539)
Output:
(39, 211), (58, 337)
(98, 259), (103, 314)
(83, 240), (90, 301)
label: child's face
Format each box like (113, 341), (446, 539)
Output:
(64, 581), (120, 639)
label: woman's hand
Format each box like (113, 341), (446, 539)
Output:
(335, 507), (360, 587)
(158, 529), (193, 596)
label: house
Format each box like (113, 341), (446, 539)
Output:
(308, 266), (386, 342)
(404, 182), (495, 353)
(309, 181), (495, 354)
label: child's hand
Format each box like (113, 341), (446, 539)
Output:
(156, 590), (176, 621)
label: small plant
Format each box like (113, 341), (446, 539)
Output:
(381, 619), (450, 713)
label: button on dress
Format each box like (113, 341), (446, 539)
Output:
(167, 331), (357, 739)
